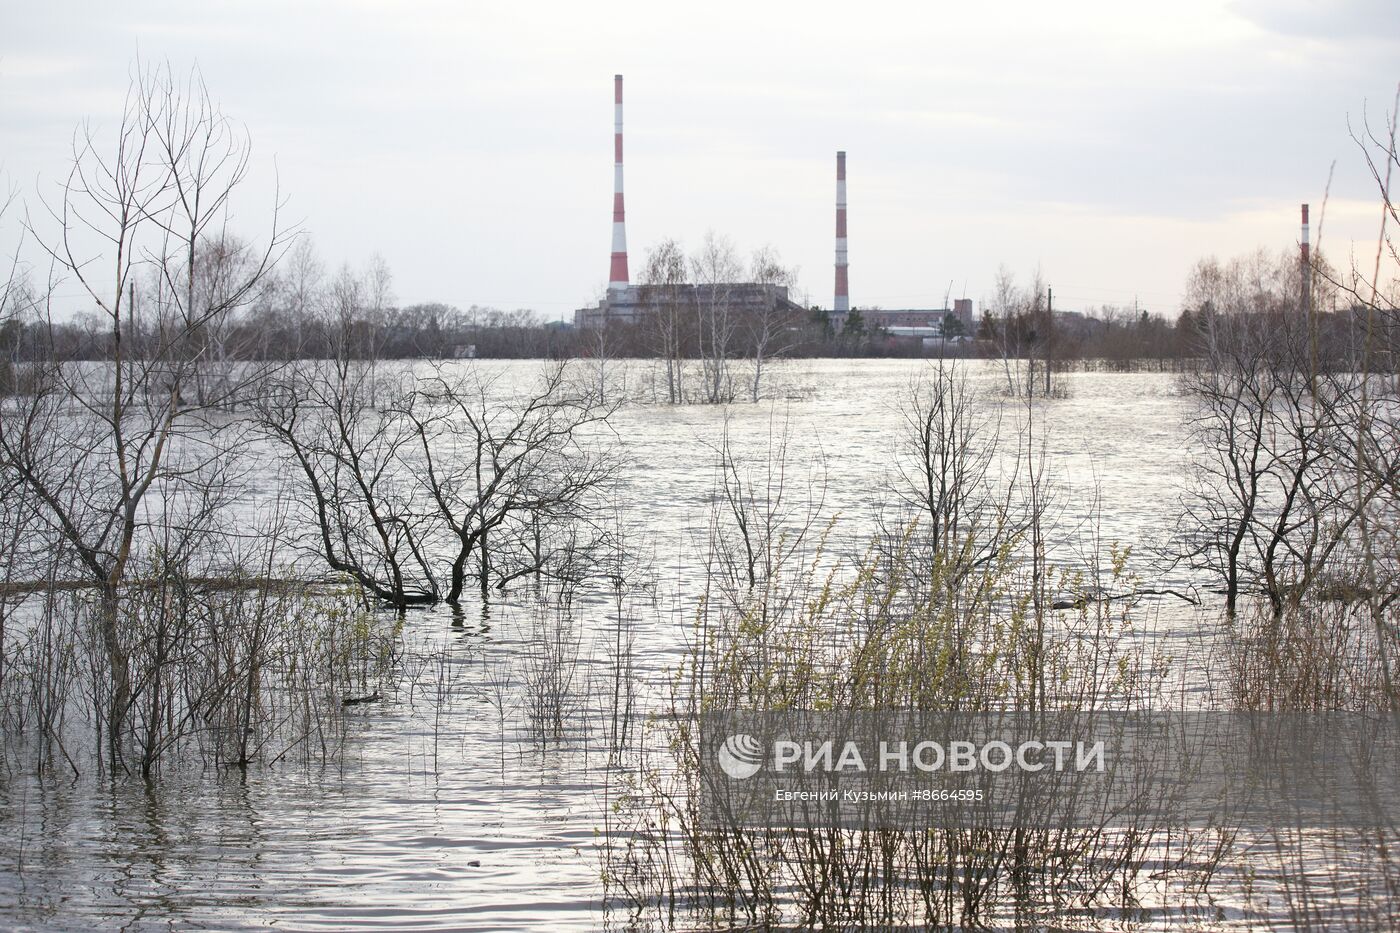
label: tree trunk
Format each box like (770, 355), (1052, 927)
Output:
(447, 549), (469, 604)
(478, 526), (490, 595)
(98, 581), (130, 771)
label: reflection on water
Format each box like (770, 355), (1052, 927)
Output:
(1, 360), (1209, 930)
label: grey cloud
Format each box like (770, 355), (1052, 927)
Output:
(1230, 0), (1400, 41)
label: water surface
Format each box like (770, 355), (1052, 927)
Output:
(1, 360), (1209, 930)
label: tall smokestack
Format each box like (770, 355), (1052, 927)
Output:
(834, 150), (849, 313)
(1300, 203), (1310, 266)
(1302, 202), (1315, 390)
(1301, 202), (1313, 346)
(608, 74), (629, 292)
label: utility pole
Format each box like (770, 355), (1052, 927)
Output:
(1045, 286), (1053, 396)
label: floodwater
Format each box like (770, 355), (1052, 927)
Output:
(0, 360), (1218, 930)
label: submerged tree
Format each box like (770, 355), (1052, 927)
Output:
(743, 246), (801, 403)
(639, 238), (692, 404)
(983, 265), (1054, 398)
(692, 232), (742, 404)
(262, 357), (618, 606)
(1179, 250), (1359, 618)
(890, 362), (1009, 579)
(0, 63), (289, 770)
(402, 362), (618, 601)
(256, 356), (437, 607)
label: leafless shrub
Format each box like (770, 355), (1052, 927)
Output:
(522, 605), (586, 742)
(0, 530), (402, 780)
(402, 361), (620, 601)
(703, 408), (826, 607)
(261, 357), (620, 607)
(257, 358), (437, 607)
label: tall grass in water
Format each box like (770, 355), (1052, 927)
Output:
(603, 379), (1230, 929)
(1217, 597), (1399, 929)
(0, 559), (403, 779)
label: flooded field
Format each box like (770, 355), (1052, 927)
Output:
(0, 360), (1385, 930)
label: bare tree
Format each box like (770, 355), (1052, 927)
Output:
(692, 232), (741, 404)
(401, 362), (618, 601)
(1022, 267), (1049, 397)
(262, 358), (618, 606)
(364, 252), (394, 322)
(578, 283), (626, 405)
(983, 266), (1053, 397)
(1342, 89), (1400, 710)
(177, 231), (267, 404)
(0, 63), (288, 769)
(278, 235), (326, 354)
(322, 262), (389, 362)
(256, 356), (437, 607)
(285, 236), (326, 321)
(986, 265), (1025, 395)
(890, 362), (1005, 574)
(744, 246), (799, 403)
(239, 234), (324, 358)
(639, 238), (691, 404)
(0, 187), (43, 693)
(1179, 251), (1358, 618)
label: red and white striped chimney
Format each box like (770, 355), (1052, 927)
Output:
(1300, 203), (1310, 265)
(608, 74), (630, 292)
(834, 150), (849, 313)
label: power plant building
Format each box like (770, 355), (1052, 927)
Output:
(832, 299), (976, 338)
(575, 74), (807, 330)
(575, 283), (807, 330)
(574, 77), (970, 340)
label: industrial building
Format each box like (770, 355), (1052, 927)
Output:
(574, 282), (806, 329)
(831, 300), (976, 338)
(574, 76), (971, 339)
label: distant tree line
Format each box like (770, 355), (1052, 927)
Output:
(975, 255), (1399, 393)
(7, 187), (1395, 377)
(0, 238), (574, 365)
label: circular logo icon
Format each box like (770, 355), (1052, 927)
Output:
(717, 733), (764, 779)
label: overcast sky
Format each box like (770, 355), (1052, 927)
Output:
(2, 0), (1398, 320)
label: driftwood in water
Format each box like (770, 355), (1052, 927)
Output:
(1051, 588), (1200, 611)
(0, 576), (332, 596)
(341, 693), (382, 707)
